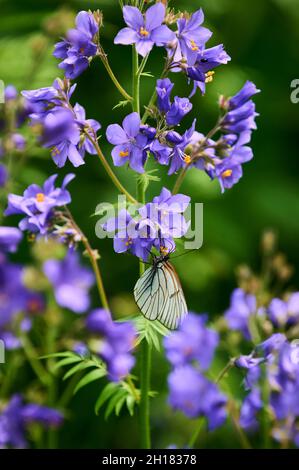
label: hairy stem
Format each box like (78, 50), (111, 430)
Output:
(65, 207), (110, 312)
(85, 132), (137, 204)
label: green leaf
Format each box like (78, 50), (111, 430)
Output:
(74, 368), (106, 394)
(105, 389), (126, 420)
(63, 361), (96, 381)
(53, 356), (83, 371)
(115, 394), (127, 416)
(126, 394), (136, 416)
(94, 382), (118, 415)
(113, 100), (130, 110)
(40, 351), (76, 360)
(140, 72), (154, 78)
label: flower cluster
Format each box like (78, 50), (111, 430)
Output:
(235, 335), (299, 446)
(103, 187), (190, 261)
(164, 313), (227, 429)
(43, 249), (94, 314)
(5, 173), (75, 235)
(0, 395), (63, 448)
(0, 232), (45, 350)
(225, 287), (299, 340)
(53, 11), (99, 79)
(22, 78), (100, 167)
(86, 309), (137, 382)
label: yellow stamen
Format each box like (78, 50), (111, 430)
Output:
(190, 40), (199, 52)
(183, 154), (192, 164)
(139, 27), (149, 37)
(205, 71), (215, 83)
(222, 169), (233, 179)
(125, 237), (132, 247)
(160, 246), (169, 255)
(119, 150), (129, 158)
(52, 146), (60, 156)
(36, 193), (45, 203)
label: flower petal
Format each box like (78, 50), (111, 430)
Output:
(123, 6), (144, 30)
(114, 27), (138, 45)
(145, 3), (165, 31)
(151, 25), (176, 45)
(106, 124), (128, 145)
(122, 112), (140, 138)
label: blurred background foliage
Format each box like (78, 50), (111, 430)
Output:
(1, 0), (299, 448)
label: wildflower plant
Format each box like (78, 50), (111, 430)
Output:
(2, 0), (297, 452)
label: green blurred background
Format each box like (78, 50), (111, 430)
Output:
(1, 0), (299, 448)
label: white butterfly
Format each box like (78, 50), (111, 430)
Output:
(134, 254), (188, 330)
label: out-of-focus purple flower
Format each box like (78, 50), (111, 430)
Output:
(0, 227), (22, 253)
(186, 45), (231, 96)
(5, 173), (74, 235)
(174, 9), (212, 65)
(54, 11), (98, 79)
(43, 249), (94, 314)
(224, 288), (257, 340)
(256, 333), (286, 358)
(86, 309), (136, 382)
(114, 4), (175, 57)
(239, 388), (262, 431)
(164, 312), (218, 369)
(4, 85), (18, 101)
(73, 342), (89, 357)
(0, 395), (63, 448)
(11, 133), (26, 151)
(268, 294), (299, 327)
(0, 163), (7, 187)
(167, 365), (227, 429)
(235, 355), (265, 370)
(106, 112), (147, 173)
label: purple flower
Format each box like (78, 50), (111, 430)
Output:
(86, 309), (136, 382)
(227, 81), (260, 110)
(166, 97), (192, 126)
(224, 288), (257, 340)
(214, 159), (243, 193)
(53, 11), (98, 79)
(268, 294), (299, 327)
(256, 333), (286, 358)
(0, 227), (22, 253)
(156, 78), (174, 113)
(166, 120), (200, 174)
(73, 342), (89, 357)
(235, 355), (265, 370)
(43, 249), (94, 314)
(156, 79), (192, 126)
(0, 395), (63, 448)
(114, 3), (175, 57)
(239, 388), (262, 431)
(4, 85), (18, 101)
(164, 312), (219, 369)
(106, 112), (148, 173)
(0, 163), (7, 187)
(168, 365), (227, 429)
(186, 45), (231, 96)
(5, 173), (75, 234)
(174, 9), (212, 65)
(11, 133), (26, 151)
(22, 79), (100, 168)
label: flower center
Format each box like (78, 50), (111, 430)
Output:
(205, 71), (215, 83)
(160, 246), (169, 256)
(36, 192), (45, 202)
(190, 39), (199, 52)
(52, 146), (60, 156)
(119, 150), (129, 158)
(183, 154), (192, 164)
(139, 27), (149, 37)
(222, 169), (233, 179)
(125, 237), (132, 247)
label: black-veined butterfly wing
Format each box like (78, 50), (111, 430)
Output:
(134, 260), (188, 330)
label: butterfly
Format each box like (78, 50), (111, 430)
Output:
(134, 252), (188, 330)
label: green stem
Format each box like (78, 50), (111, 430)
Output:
(132, 48), (152, 448)
(85, 132), (137, 204)
(132, 47), (140, 114)
(65, 207), (110, 312)
(21, 335), (51, 387)
(188, 417), (205, 448)
(215, 358), (235, 384)
(98, 49), (132, 102)
(172, 166), (188, 195)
